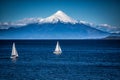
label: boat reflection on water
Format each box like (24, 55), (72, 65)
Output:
(11, 57), (17, 63)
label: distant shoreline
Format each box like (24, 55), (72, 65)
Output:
(0, 39), (120, 40)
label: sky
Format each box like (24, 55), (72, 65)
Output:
(0, 0), (120, 27)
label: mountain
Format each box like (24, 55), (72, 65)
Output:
(0, 10), (110, 39)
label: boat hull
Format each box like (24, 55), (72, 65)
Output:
(10, 55), (18, 59)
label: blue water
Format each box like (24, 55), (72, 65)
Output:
(0, 40), (120, 80)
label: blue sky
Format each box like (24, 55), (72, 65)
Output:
(0, 0), (120, 27)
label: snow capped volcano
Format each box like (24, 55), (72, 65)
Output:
(39, 10), (77, 24)
(0, 10), (119, 34)
(0, 10), (110, 39)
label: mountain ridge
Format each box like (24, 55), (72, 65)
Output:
(0, 22), (109, 39)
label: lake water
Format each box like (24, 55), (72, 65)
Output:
(0, 40), (120, 80)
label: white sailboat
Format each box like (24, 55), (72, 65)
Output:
(10, 42), (18, 59)
(53, 41), (62, 55)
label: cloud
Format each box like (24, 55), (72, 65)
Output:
(0, 17), (42, 29)
(79, 20), (96, 27)
(98, 24), (120, 33)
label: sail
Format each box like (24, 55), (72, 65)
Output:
(54, 41), (62, 54)
(58, 42), (62, 52)
(11, 43), (18, 58)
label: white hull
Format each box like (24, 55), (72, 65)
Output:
(10, 55), (18, 59)
(54, 51), (62, 55)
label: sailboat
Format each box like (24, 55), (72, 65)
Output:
(10, 42), (18, 59)
(53, 41), (62, 55)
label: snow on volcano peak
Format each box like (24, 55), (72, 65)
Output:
(39, 10), (77, 24)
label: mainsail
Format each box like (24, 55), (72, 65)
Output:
(10, 43), (18, 58)
(53, 41), (62, 55)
